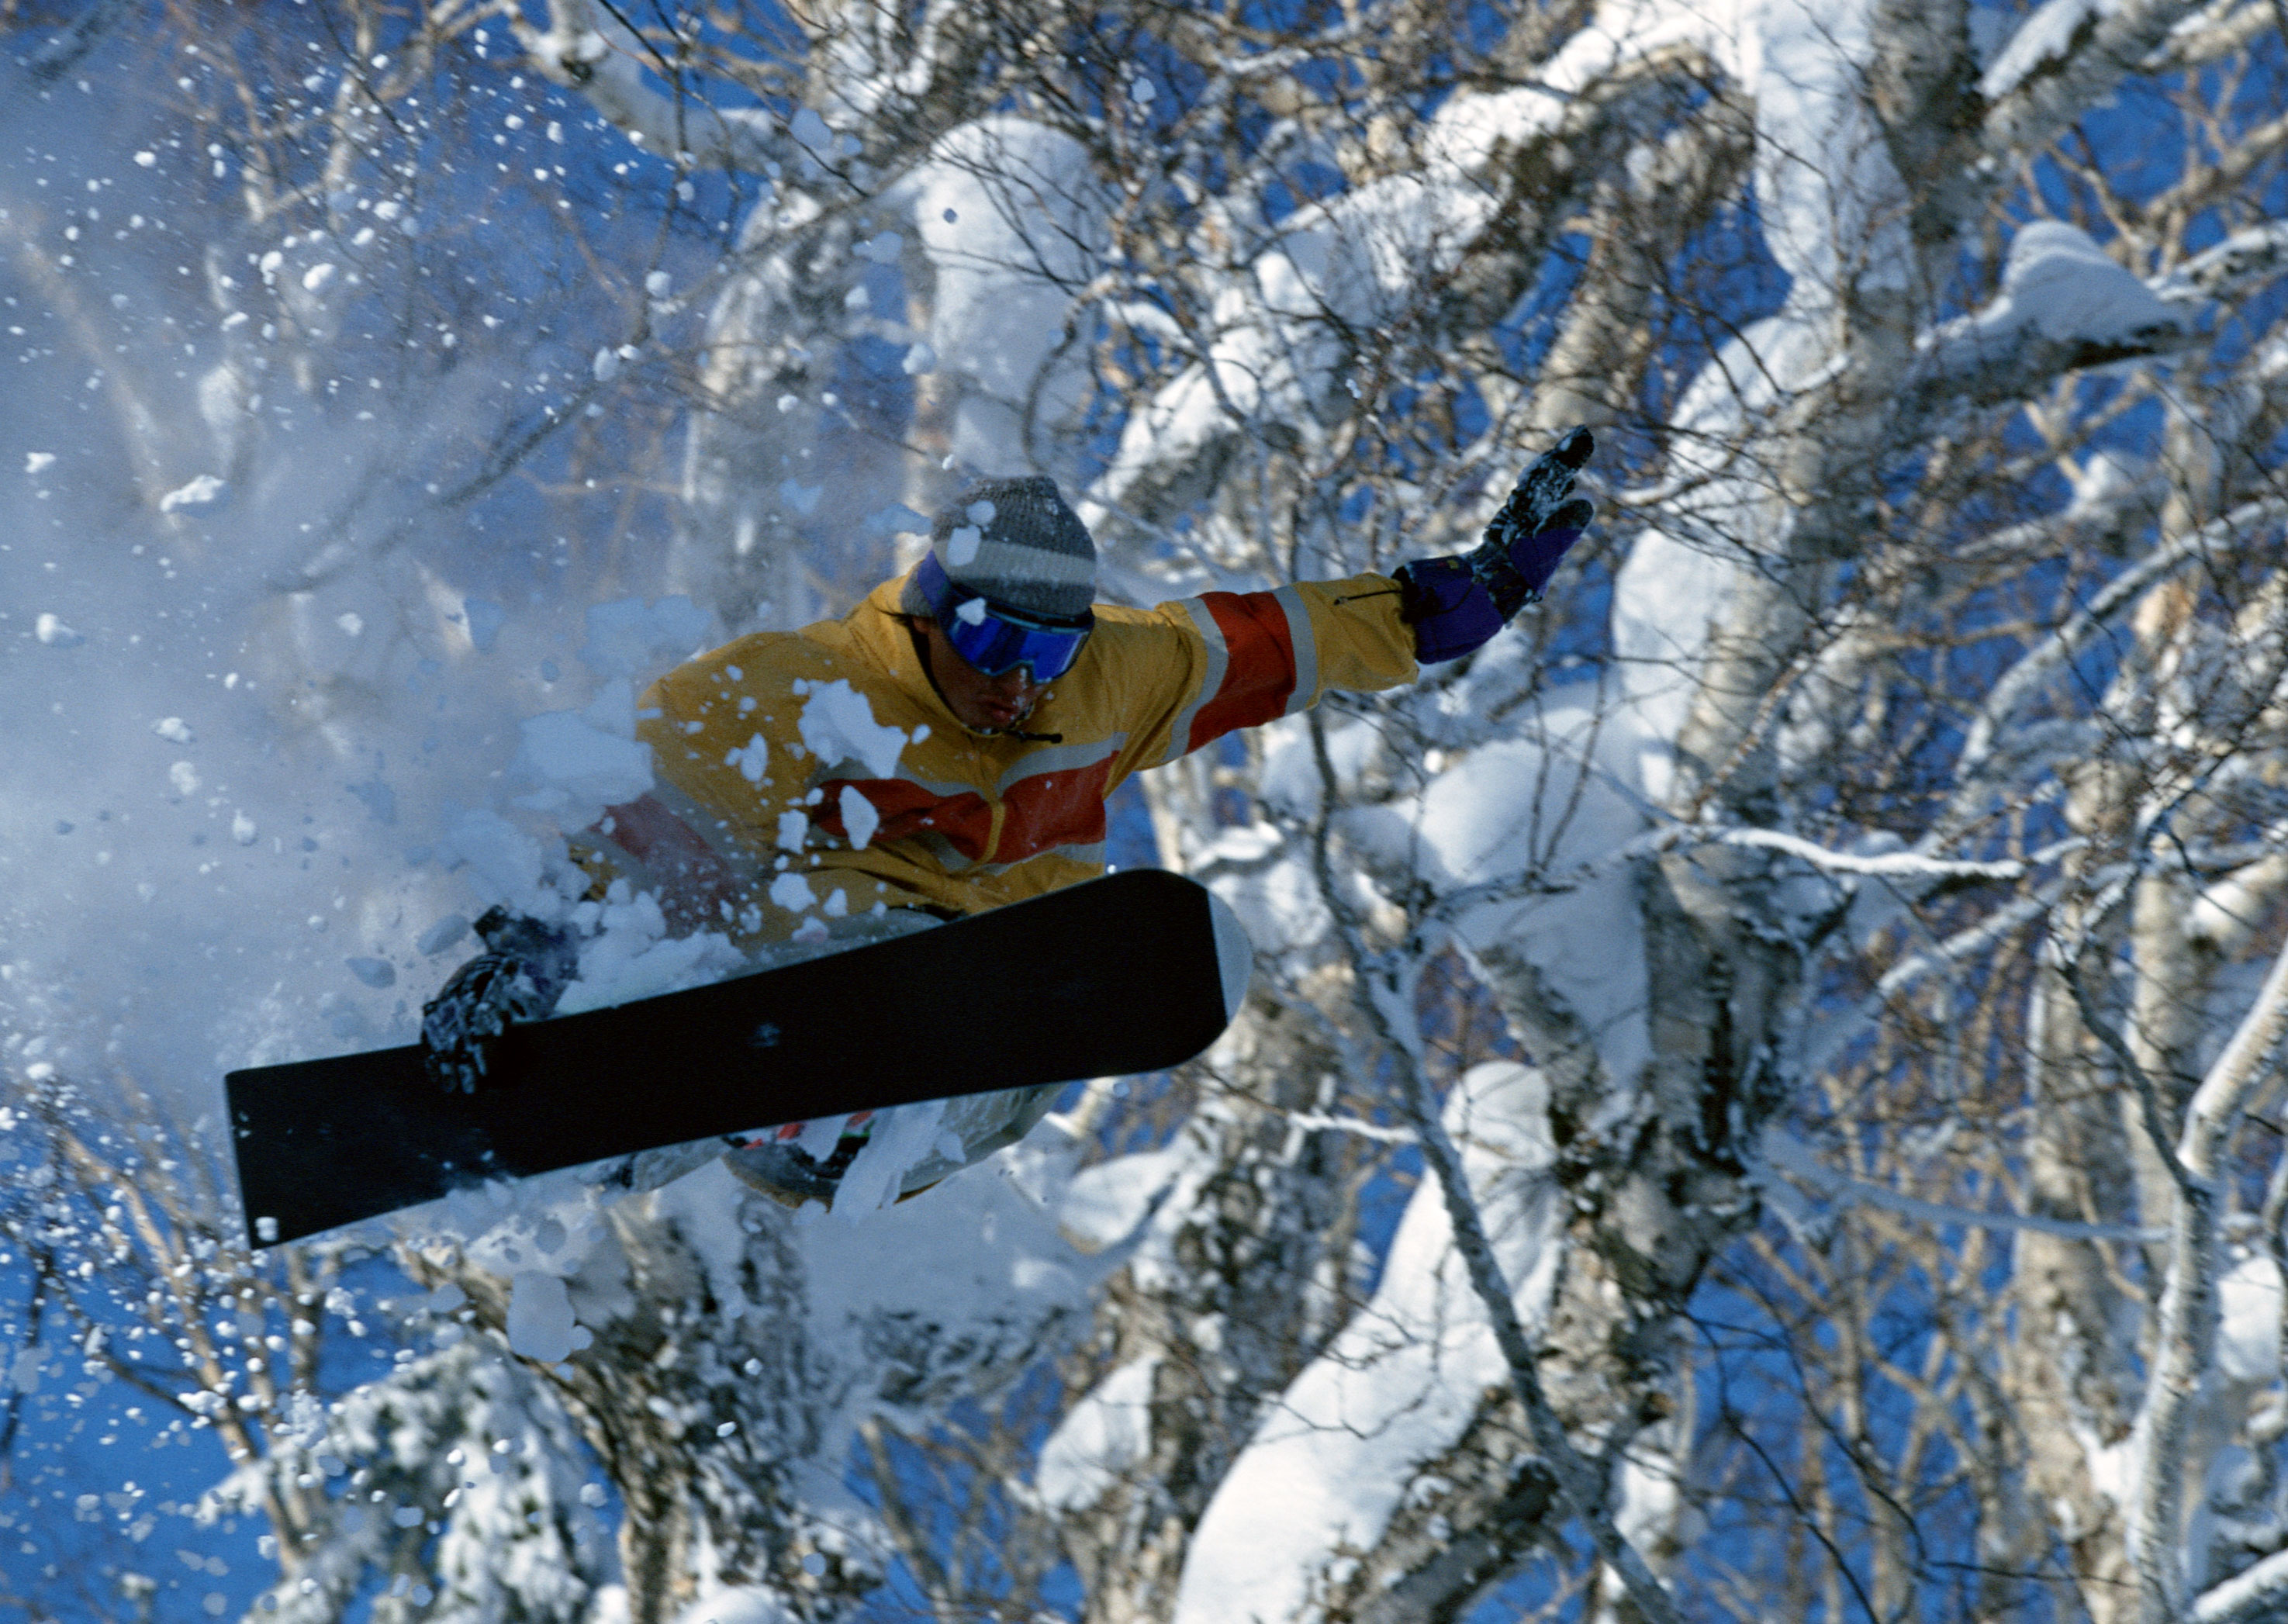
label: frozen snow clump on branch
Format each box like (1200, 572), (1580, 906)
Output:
(1172, 1063), (1558, 1624)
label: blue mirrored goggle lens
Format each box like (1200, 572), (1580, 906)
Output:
(942, 612), (1089, 681)
(914, 551), (1091, 679)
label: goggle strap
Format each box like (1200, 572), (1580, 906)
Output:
(916, 551), (1091, 634)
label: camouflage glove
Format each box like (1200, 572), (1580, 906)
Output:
(420, 907), (580, 1093)
(1396, 426), (1598, 663)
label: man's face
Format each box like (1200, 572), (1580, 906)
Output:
(921, 617), (1054, 733)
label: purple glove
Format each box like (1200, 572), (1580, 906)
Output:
(1396, 427), (1597, 664)
(1468, 426), (1595, 614)
(1393, 556), (1504, 663)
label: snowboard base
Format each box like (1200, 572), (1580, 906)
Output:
(228, 870), (1249, 1244)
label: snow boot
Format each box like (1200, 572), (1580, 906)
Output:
(723, 1116), (873, 1208)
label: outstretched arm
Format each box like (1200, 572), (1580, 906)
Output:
(1115, 430), (1597, 772)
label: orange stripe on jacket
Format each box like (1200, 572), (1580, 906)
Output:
(815, 778), (996, 861)
(817, 761), (1109, 869)
(1186, 592), (1299, 753)
(990, 756), (1112, 864)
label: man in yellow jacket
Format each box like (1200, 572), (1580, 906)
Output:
(423, 433), (1595, 1206)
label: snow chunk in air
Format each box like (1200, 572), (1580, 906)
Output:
(788, 107), (833, 154)
(557, 890), (746, 1014)
(580, 595), (707, 679)
(159, 473), (228, 513)
(515, 709), (653, 807)
(794, 678), (910, 778)
(418, 914), (470, 955)
(838, 784), (879, 850)
(831, 1098), (949, 1219)
(461, 596), (506, 654)
(435, 808), (547, 907)
(866, 502), (931, 537)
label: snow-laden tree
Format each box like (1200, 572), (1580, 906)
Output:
(10, 0), (2288, 1622)
(468, 1), (2288, 1620)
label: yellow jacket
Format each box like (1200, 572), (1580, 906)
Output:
(572, 568), (1417, 941)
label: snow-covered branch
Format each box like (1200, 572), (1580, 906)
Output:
(1280, 1111), (1419, 1145)
(1761, 1129), (2164, 1242)
(1907, 222), (2201, 421)
(2159, 218), (2288, 304)
(1300, 717), (1682, 1624)
(1707, 827), (2024, 882)
(1946, 494), (2288, 810)
(1980, 0), (2211, 168)
(1426, 817), (2022, 935)
(2198, 1543), (2288, 1624)
(1370, 964), (1684, 1624)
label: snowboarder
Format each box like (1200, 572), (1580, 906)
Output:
(422, 429), (1597, 1206)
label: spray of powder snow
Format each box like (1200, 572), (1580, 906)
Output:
(0, 59), (721, 1142)
(379, 876), (963, 1354)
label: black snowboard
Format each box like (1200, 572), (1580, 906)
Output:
(228, 869), (1250, 1244)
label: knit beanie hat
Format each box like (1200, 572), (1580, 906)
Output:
(900, 475), (1097, 623)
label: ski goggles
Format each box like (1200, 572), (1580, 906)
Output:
(914, 551), (1094, 681)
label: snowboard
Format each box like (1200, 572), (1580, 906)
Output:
(227, 869), (1252, 1245)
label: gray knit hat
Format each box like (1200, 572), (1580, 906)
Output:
(900, 475), (1097, 622)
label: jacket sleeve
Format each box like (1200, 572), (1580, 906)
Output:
(1127, 572), (1418, 767)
